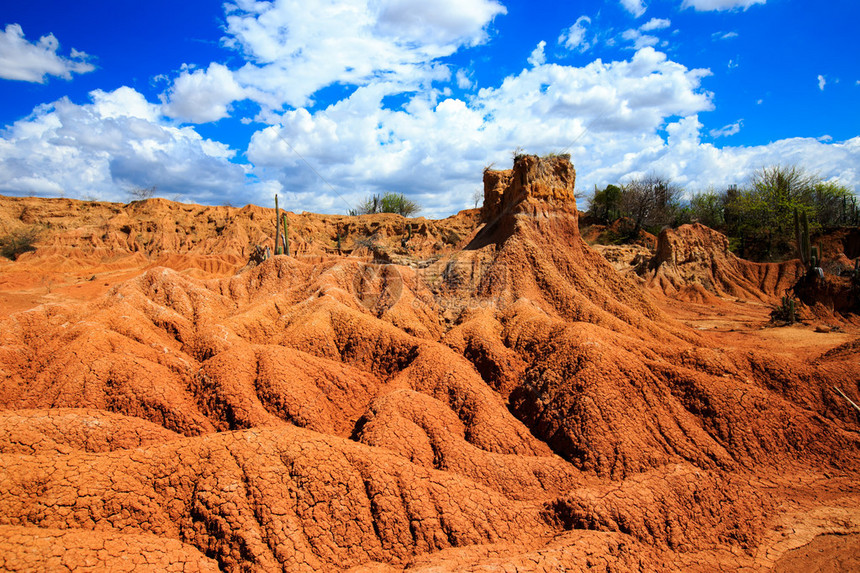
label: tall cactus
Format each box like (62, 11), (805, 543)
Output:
(776, 295), (798, 324)
(274, 194), (281, 256)
(794, 207), (811, 267)
(282, 213), (290, 256)
(852, 259), (860, 311)
(793, 207), (821, 269)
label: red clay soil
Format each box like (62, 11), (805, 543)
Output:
(1, 156), (858, 571)
(639, 223), (805, 303)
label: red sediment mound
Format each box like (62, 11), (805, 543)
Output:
(580, 217), (657, 249)
(544, 464), (769, 551)
(0, 409), (181, 454)
(675, 282), (722, 304)
(816, 226), (860, 263)
(0, 195), (481, 319)
(0, 525), (220, 572)
(0, 426), (550, 571)
(794, 270), (859, 314)
(815, 337), (860, 364)
(473, 155), (666, 332)
(1, 156), (859, 570)
(640, 223), (804, 302)
(0, 195), (480, 270)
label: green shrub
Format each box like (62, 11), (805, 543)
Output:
(0, 227), (40, 260)
(771, 295), (799, 324)
(351, 192), (420, 217)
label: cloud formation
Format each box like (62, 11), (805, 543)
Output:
(622, 28), (660, 50)
(620, 0), (647, 18)
(713, 31), (739, 40)
(242, 47), (718, 215)
(622, 16), (675, 51)
(640, 18), (671, 32)
(527, 41), (547, 66)
(709, 120), (743, 138)
(213, 0), (505, 111)
(682, 0), (765, 11)
(0, 24), (94, 83)
(239, 40), (858, 215)
(162, 63), (246, 124)
(559, 16), (593, 52)
(0, 87), (247, 203)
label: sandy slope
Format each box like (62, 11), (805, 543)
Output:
(0, 156), (858, 571)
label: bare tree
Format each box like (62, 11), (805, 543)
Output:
(472, 187), (483, 209)
(619, 174), (681, 233)
(128, 186), (157, 201)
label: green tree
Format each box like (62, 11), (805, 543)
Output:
(588, 184), (622, 223)
(688, 189), (726, 229)
(812, 180), (858, 227)
(749, 165), (818, 238)
(351, 192), (420, 217)
(722, 165), (858, 260)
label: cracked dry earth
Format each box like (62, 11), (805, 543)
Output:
(1, 156), (859, 571)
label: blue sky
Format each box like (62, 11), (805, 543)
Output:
(1, 0), (858, 217)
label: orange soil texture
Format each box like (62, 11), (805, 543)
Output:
(1, 155), (859, 572)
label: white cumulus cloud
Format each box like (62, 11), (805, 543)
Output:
(621, 29), (659, 50)
(640, 18), (670, 32)
(456, 69), (473, 89)
(375, 0), (507, 46)
(620, 0), (647, 18)
(162, 63), (247, 123)
(528, 41), (547, 66)
(220, 0), (505, 111)
(709, 120), (743, 138)
(243, 47), (717, 216)
(244, 45), (859, 217)
(620, 17), (672, 51)
(682, 0), (765, 11)
(5, 10), (857, 219)
(0, 23), (94, 83)
(559, 16), (592, 52)
(645, 126), (860, 197)
(0, 87), (248, 203)
(818, 74), (826, 91)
